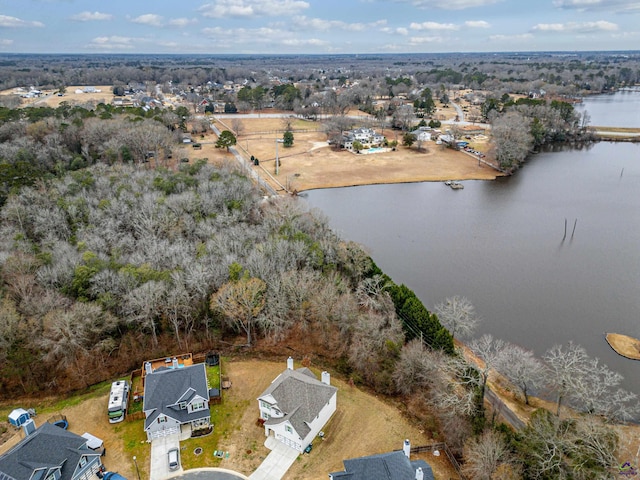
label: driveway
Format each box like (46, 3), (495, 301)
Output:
(150, 433), (182, 480)
(248, 437), (299, 480)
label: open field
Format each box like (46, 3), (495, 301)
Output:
(212, 116), (502, 193)
(0, 85), (116, 108)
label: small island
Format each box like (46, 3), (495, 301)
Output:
(605, 333), (640, 360)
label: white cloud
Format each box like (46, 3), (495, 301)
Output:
(410, 21), (459, 31)
(0, 39), (13, 46)
(396, 27), (409, 35)
(0, 15), (44, 28)
(408, 35), (445, 44)
(168, 18), (198, 28)
(532, 21), (618, 33)
(291, 16), (385, 32)
(488, 33), (534, 41)
(199, 0), (310, 18)
(553, 0), (640, 12)
(130, 14), (164, 27)
(281, 38), (329, 46)
(87, 36), (136, 50)
(465, 20), (490, 28)
(392, 0), (503, 10)
(70, 11), (113, 22)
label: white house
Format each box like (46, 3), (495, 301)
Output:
(257, 357), (337, 452)
(341, 127), (386, 150)
(410, 126), (432, 143)
(142, 361), (211, 441)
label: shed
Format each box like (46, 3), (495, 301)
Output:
(8, 408), (30, 427)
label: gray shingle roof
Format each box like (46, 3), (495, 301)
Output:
(330, 451), (435, 480)
(260, 368), (337, 439)
(143, 363), (210, 429)
(0, 422), (100, 480)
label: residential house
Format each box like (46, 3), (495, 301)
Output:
(142, 360), (211, 441)
(0, 421), (103, 480)
(329, 439), (435, 480)
(410, 126), (433, 143)
(341, 128), (386, 150)
(257, 357), (337, 452)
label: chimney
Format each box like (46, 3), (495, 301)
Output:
(403, 439), (411, 459)
(321, 371), (330, 385)
(22, 418), (36, 437)
(287, 356), (294, 370)
(172, 357), (179, 369)
(415, 467), (423, 480)
(145, 362), (152, 375)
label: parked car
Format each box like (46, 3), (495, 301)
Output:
(168, 448), (180, 471)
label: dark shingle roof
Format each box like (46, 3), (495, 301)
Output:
(0, 422), (100, 480)
(330, 451), (435, 480)
(260, 368), (337, 439)
(143, 363), (210, 429)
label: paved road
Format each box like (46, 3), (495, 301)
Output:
(168, 469), (249, 480)
(485, 388), (525, 430)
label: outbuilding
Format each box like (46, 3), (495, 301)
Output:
(8, 408), (30, 427)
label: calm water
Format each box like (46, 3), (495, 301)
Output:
(576, 87), (640, 128)
(305, 93), (640, 387)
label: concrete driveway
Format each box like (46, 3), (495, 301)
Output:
(150, 433), (182, 480)
(249, 437), (299, 480)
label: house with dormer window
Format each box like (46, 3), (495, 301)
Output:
(257, 357), (337, 452)
(0, 421), (103, 480)
(142, 361), (211, 441)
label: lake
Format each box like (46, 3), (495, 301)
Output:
(305, 92), (640, 389)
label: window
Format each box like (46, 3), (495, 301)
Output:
(191, 402), (205, 411)
(261, 401), (271, 410)
(285, 425), (293, 434)
(261, 412), (270, 420)
(179, 402), (186, 410)
(80, 456), (87, 467)
(158, 416), (167, 423)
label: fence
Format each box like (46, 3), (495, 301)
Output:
(410, 443), (467, 480)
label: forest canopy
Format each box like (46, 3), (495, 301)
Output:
(0, 161), (452, 395)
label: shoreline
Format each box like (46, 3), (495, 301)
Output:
(605, 333), (640, 360)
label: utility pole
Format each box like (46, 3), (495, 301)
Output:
(275, 138), (284, 175)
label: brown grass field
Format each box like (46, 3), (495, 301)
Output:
(211, 116), (502, 194)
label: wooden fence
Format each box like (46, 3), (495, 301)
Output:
(410, 443), (467, 480)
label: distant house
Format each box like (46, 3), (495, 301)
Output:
(143, 360), (211, 441)
(0, 421), (103, 480)
(329, 439), (435, 480)
(410, 126), (432, 143)
(257, 357), (337, 452)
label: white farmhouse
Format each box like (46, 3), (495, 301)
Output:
(257, 357), (337, 452)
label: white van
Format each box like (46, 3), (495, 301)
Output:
(168, 448), (180, 471)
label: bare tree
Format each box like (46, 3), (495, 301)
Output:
(469, 334), (505, 397)
(210, 276), (266, 346)
(543, 342), (590, 416)
(394, 339), (443, 395)
(496, 343), (544, 405)
(434, 295), (479, 340)
(462, 430), (521, 480)
(230, 118), (244, 137)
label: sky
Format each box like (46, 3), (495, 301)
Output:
(0, 0), (639, 54)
